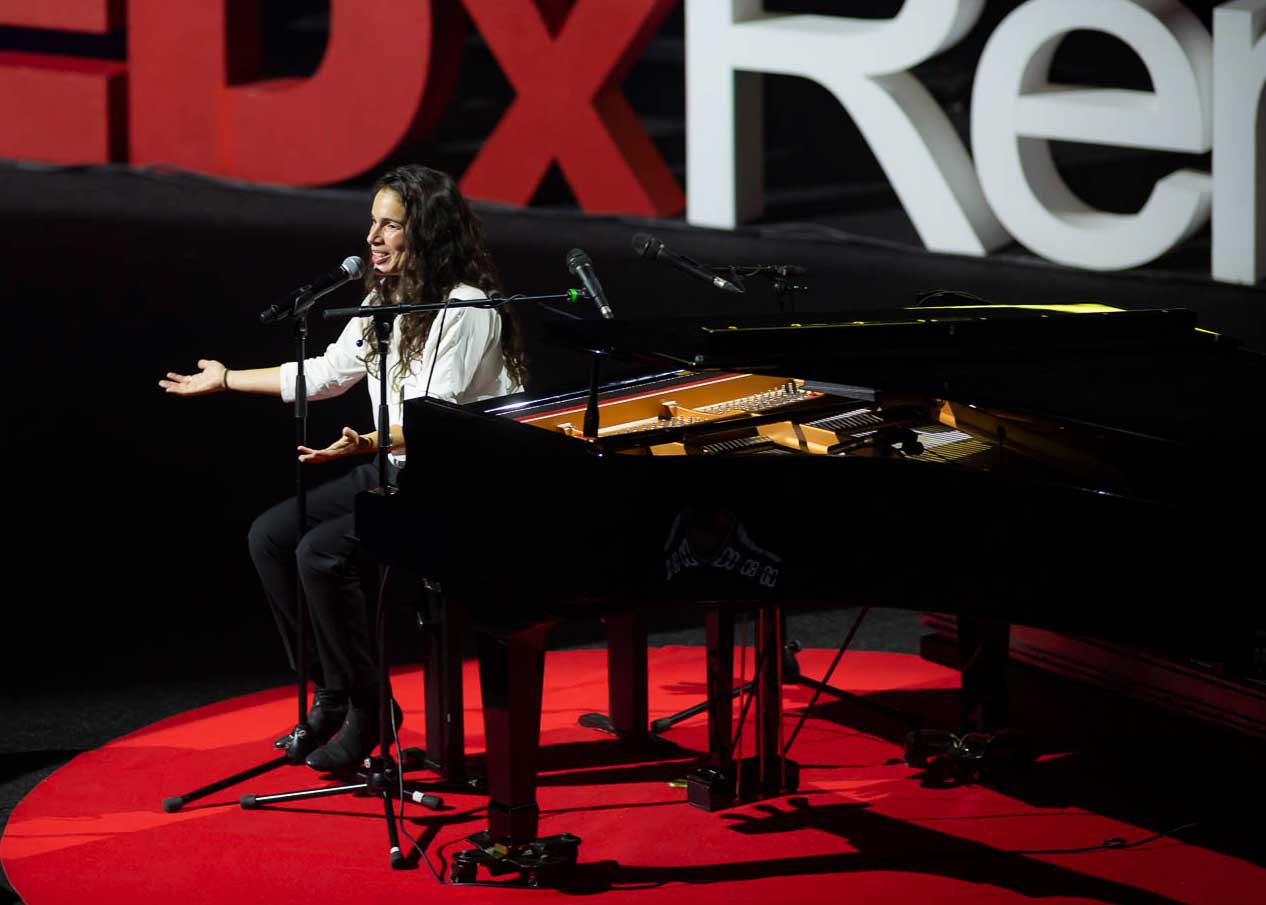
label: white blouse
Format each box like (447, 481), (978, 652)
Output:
(279, 283), (520, 465)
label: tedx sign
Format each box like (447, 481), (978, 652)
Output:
(0, 0), (682, 217)
(2, 0), (1263, 284)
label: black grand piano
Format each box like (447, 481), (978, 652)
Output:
(357, 303), (1264, 879)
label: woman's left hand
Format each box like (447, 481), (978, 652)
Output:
(298, 427), (372, 463)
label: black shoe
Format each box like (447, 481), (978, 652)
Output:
(305, 699), (404, 774)
(274, 688), (349, 749)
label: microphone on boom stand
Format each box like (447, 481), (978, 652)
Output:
(260, 256), (365, 325)
(561, 249), (614, 438)
(567, 248), (614, 319)
(631, 233), (744, 294)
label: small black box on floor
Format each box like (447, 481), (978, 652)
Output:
(687, 757), (800, 811)
(686, 767), (733, 811)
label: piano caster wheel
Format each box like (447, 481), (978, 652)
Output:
(450, 832), (581, 887)
(450, 851), (479, 884)
(924, 754), (964, 787)
(904, 729), (956, 768)
(908, 729), (1034, 787)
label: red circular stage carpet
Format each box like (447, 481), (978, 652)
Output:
(3, 648), (1261, 903)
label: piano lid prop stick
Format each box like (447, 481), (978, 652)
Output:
(584, 353), (601, 438)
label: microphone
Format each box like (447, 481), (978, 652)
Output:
(260, 256), (365, 325)
(566, 248), (614, 319)
(631, 233), (744, 294)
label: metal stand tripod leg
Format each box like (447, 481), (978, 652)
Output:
(238, 567), (463, 870)
(783, 608), (920, 732)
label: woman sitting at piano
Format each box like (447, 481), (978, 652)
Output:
(159, 164), (527, 771)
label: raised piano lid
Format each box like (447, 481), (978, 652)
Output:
(545, 304), (1208, 371)
(542, 304), (1262, 448)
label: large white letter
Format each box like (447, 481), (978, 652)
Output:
(686, 0), (1008, 255)
(1213, 0), (1266, 284)
(973, 0), (1212, 271)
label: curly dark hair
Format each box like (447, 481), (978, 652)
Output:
(362, 165), (527, 389)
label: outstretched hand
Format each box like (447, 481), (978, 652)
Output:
(160, 359), (228, 396)
(298, 427), (373, 463)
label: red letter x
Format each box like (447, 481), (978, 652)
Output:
(460, 0), (684, 217)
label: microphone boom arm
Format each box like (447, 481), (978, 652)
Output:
(322, 289), (591, 321)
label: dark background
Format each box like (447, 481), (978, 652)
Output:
(3, 2), (1265, 900)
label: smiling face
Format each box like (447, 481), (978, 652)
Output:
(366, 188), (408, 275)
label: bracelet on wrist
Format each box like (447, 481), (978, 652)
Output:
(222, 369), (231, 391)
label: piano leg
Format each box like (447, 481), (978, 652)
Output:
(958, 615), (1011, 732)
(459, 622), (583, 886)
(419, 584), (466, 778)
(903, 617), (1033, 784)
(754, 604), (797, 801)
(477, 623), (549, 842)
(705, 607), (734, 768)
(607, 611), (649, 736)
(584, 610), (703, 753)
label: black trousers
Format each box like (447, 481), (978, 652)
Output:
(247, 461), (399, 692)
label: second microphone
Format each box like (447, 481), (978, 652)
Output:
(567, 248), (615, 319)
